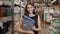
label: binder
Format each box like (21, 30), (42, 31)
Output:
(21, 15), (35, 31)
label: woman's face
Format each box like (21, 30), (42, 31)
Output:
(27, 5), (34, 14)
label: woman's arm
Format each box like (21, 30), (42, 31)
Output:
(38, 15), (42, 30)
(32, 15), (42, 32)
(17, 27), (34, 34)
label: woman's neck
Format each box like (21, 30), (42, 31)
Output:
(29, 13), (34, 15)
(29, 13), (35, 17)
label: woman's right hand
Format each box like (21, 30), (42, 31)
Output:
(17, 28), (34, 34)
(21, 29), (34, 34)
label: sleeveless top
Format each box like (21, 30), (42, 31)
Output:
(27, 15), (38, 28)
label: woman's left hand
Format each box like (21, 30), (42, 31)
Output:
(37, 28), (41, 32)
(32, 26), (41, 32)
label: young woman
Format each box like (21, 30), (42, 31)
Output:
(17, 3), (42, 34)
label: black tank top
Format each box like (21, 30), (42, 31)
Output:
(29, 15), (38, 28)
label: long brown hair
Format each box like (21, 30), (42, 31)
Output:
(24, 3), (36, 16)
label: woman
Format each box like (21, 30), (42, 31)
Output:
(17, 3), (42, 34)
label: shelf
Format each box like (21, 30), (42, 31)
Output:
(49, 26), (60, 34)
(0, 16), (12, 22)
(14, 0), (21, 5)
(3, 0), (13, 6)
(49, 17), (60, 34)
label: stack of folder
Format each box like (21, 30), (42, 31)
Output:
(21, 15), (35, 31)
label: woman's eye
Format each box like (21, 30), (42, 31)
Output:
(31, 7), (33, 8)
(27, 7), (29, 8)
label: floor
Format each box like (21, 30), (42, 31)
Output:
(5, 23), (50, 34)
(41, 23), (50, 34)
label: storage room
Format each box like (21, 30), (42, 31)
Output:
(0, 0), (60, 34)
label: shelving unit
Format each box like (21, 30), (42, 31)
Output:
(0, 0), (13, 20)
(0, 0), (14, 34)
(13, 0), (27, 34)
(49, 17), (60, 34)
(14, 0), (26, 22)
(0, 0), (26, 34)
(43, 7), (54, 23)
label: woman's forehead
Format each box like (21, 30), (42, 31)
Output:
(27, 5), (33, 7)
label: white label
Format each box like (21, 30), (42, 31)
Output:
(0, 1), (3, 5)
(14, 0), (20, 5)
(0, 22), (3, 27)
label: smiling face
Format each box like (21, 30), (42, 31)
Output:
(27, 5), (34, 14)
